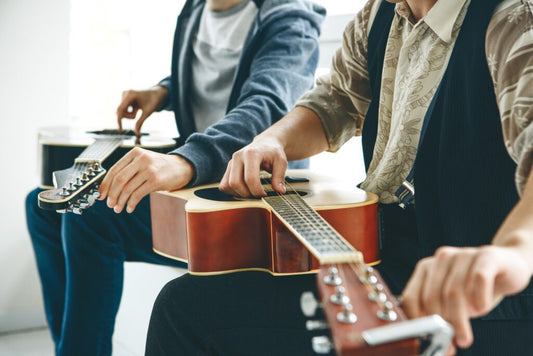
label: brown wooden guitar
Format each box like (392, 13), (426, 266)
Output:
(151, 169), (454, 355)
(150, 170), (380, 275)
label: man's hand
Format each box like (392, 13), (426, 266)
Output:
(116, 86), (169, 136)
(98, 148), (194, 213)
(219, 106), (329, 198)
(402, 245), (531, 350)
(219, 137), (288, 198)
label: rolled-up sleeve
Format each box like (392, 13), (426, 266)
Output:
(296, 0), (378, 152)
(486, 1), (533, 194)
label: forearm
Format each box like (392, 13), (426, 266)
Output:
(492, 166), (533, 275)
(255, 106), (329, 161)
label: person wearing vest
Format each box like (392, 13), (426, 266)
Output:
(144, 0), (533, 354)
(24, 0), (325, 355)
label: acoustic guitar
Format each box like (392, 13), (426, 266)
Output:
(150, 169), (380, 275)
(37, 126), (177, 213)
(150, 169), (454, 355)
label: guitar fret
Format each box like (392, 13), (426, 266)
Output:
(262, 183), (358, 263)
(76, 138), (122, 163)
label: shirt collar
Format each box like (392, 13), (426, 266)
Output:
(395, 0), (468, 43)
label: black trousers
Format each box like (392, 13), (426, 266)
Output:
(145, 271), (328, 356)
(145, 272), (533, 356)
(145, 205), (533, 355)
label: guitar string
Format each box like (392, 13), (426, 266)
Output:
(260, 177), (355, 256)
(264, 186), (380, 314)
(282, 194), (350, 253)
(68, 139), (122, 185)
(261, 178), (343, 253)
(266, 182), (386, 319)
(79, 138), (122, 161)
(267, 182), (354, 255)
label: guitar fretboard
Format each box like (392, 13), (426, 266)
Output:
(261, 178), (361, 264)
(75, 138), (123, 163)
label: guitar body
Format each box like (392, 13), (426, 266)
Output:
(38, 126), (177, 188)
(150, 170), (379, 275)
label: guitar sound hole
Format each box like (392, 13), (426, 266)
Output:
(194, 188), (309, 202)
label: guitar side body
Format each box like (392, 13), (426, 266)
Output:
(150, 170), (380, 275)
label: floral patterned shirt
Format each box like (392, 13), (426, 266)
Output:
(297, 0), (533, 202)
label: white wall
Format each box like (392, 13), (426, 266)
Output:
(0, 0), (70, 332)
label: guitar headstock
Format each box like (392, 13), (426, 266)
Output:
(38, 161), (106, 214)
(306, 263), (453, 356)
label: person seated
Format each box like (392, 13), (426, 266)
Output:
(25, 0), (325, 354)
(144, 0), (533, 355)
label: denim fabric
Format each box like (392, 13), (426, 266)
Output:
(26, 188), (186, 356)
(160, 0), (325, 186)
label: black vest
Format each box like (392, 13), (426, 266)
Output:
(365, 0), (533, 319)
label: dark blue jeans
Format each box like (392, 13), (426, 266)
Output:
(25, 188), (186, 356)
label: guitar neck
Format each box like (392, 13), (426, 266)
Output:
(261, 178), (362, 265)
(75, 137), (123, 164)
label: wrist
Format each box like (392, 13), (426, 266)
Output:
(170, 154), (195, 189)
(152, 85), (169, 110)
(494, 232), (533, 276)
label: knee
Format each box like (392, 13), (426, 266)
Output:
(152, 275), (195, 320)
(154, 277), (184, 310)
(25, 188), (43, 218)
(25, 188), (61, 244)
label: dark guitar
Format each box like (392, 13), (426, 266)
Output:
(151, 169), (454, 355)
(37, 126), (177, 213)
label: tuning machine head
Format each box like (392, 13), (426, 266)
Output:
(312, 336), (333, 354)
(300, 291), (322, 317)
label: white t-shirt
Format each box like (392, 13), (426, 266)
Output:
(190, 0), (258, 133)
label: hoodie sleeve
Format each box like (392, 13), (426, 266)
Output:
(169, 6), (325, 186)
(157, 76), (174, 112)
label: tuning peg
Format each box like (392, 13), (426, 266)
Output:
(368, 283), (387, 303)
(67, 205), (83, 215)
(323, 266), (342, 286)
(59, 187), (70, 196)
(377, 301), (398, 322)
(312, 336), (332, 354)
(93, 162), (103, 172)
(77, 199), (90, 209)
(359, 266), (378, 284)
(330, 286), (349, 305)
(305, 320), (329, 331)
(337, 303), (357, 324)
(89, 187), (101, 199)
(300, 291), (321, 317)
